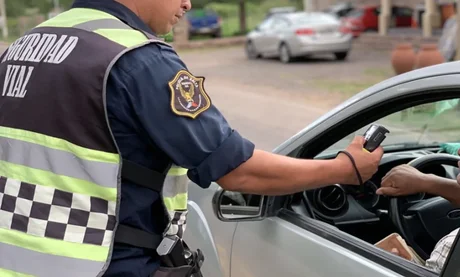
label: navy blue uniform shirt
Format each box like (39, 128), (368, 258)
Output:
(71, 1), (255, 276)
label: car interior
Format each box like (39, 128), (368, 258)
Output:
(221, 91), (460, 276)
(288, 93), (460, 274)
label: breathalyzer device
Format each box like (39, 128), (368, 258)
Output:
(363, 124), (390, 152)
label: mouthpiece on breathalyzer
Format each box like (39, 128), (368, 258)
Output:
(363, 124), (389, 152)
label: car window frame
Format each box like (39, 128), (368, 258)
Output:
(268, 88), (460, 277)
(272, 17), (290, 30)
(258, 17), (276, 31)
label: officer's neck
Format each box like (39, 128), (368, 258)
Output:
(115, 0), (145, 22)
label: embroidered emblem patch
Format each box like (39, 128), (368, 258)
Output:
(168, 70), (211, 119)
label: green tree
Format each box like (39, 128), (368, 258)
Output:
(6, 0), (74, 17)
(210, 0), (263, 35)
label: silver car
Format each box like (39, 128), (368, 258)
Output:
(184, 61), (460, 277)
(245, 12), (353, 63)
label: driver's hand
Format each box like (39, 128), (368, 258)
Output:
(377, 165), (428, 196)
(337, 136), (384, 185)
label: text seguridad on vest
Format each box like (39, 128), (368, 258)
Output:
(2, 33), (78, 99)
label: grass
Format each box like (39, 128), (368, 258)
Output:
(380, 103), (460, 144)
(2, 0), (299, 43)
(211, 0), (302, 37)
(382, 102), (460, 131)
(363, 67), (393, 79)
(307, 79), (377, 97)
(306, 66), (394, 97)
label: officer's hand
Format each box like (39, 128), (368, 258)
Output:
(377, 165), (428, 196)
(336, 136), (384, 185)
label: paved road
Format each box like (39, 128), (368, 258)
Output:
(179, 46), (390, 151)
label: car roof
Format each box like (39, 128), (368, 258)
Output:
(273, 60), (460, 154)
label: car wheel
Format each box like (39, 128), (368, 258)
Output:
(212, 29), (222, 38)
(245, 41), (259, 60)
(335, 52), (348, 61)
(279, 43), (292, 63)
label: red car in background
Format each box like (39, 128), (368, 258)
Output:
(341, 5), (414, 37)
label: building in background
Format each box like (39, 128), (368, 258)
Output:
(305, 0), (457, 37)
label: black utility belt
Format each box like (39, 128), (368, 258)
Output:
(114, 224), (205, 277)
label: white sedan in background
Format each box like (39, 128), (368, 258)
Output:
(245, 12), (353, 63)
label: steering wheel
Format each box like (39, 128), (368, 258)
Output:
(389, 153), (460, 260)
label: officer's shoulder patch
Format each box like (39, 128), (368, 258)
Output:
(168, 70), (211, 119)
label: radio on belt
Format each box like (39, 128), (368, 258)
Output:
(363, 124), (389, 152)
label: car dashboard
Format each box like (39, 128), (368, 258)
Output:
(299, 147), (459, 244)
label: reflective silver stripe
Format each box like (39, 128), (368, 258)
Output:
(163, 174), (188, 198)
(73, 18), (132, 32)
(0, 242), (105, 277)
(0, 136), (117, 188)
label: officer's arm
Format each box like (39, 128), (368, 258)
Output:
(217, 149), (355, 195)
(114, 45), (377, 195)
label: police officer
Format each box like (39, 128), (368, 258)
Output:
(0, 0), (383, 277)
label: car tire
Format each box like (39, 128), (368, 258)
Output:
(245, 41), (259, 60)
(279, 43), (292, 63)
(212, 29), (222, 38)
(335, 52), (348, 61)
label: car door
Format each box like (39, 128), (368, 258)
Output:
(251, 18), (276, 55)
(225, 72), (460, 276)
(262, 18), (290, 56)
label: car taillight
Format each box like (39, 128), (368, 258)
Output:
(339, 26), (350, 33)
(295, 28), (315, 35)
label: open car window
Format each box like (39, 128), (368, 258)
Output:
(319, 99), (460, 157)
(282, 93), (460, 277)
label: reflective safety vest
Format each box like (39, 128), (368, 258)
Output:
(0, 8), (189, 277)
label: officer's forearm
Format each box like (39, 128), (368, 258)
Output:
(217, 149), (353, 195)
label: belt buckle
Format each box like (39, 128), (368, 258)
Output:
(156, 235), (180, 256)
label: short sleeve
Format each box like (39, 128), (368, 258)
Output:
(108, 43), (255, 188)
(425, 228), (458, 273)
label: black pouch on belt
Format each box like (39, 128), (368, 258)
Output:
(150, 265), (194, 277)
(151, 240), (204, 277)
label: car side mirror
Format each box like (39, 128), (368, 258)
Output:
(212, 188), (267, 222)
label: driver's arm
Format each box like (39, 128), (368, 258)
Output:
(377, 163), (460, 206)
(378, 163), (460, 272)
(420, 175), (460, 207)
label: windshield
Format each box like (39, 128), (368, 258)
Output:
(346, 9), (364, 18)
(320, 98), (460, 156)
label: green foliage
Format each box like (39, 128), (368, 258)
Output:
(204, 0), (302, 36)
(2, 0), (305, 41)
(5, 0), (74, 17)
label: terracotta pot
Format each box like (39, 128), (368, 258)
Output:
(414, 44), (445, 69)
(391, 43), (416, 75)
